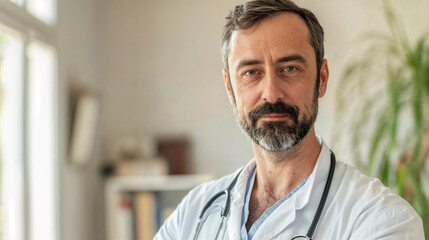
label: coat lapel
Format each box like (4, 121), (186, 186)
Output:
(251, 141), (332, 239)
(226, 159), (256, 239)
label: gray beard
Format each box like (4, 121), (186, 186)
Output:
(239, 115), (314, 151)
(235, 101), (317, 152)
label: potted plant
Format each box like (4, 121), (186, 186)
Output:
(335, 0), (429, 236)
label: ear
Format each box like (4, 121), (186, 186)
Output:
(318, 59), (329, 98)
(223, 69), (236, 105)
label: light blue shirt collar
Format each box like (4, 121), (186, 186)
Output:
(240, 165), (310, 240)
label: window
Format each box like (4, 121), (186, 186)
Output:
(9, 0), (57, 25)
(0, 25), (25, 240)
(27, 41), (57, 240)
(0, 0), (58, 240)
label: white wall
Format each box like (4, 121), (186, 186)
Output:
(303, 0), (429, 161)
(57, 0), (101, 240)
(51, 0), (429, 240)
(98, 0), (252, 176)
(98, 0), (429, 178)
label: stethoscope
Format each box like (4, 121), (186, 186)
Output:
(192, 151), (336, 240)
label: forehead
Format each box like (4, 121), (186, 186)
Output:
(228, 12), (314, 69)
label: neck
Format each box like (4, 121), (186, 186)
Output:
(251, 127), (321, 198)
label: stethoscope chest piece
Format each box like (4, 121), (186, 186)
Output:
(291, 236), (311, 240)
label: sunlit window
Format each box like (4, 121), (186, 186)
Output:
(27, 41), (57, 240)
(27, 0), (56, 25)
(0, 26), (24, 240)
(9, 0), (56, 25)
(0, 0), (58, 239)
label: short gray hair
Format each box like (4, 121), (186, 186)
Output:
(222, 0), (325, 72)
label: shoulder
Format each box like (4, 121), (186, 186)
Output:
(155, 167), (242, 239)
(187, 168), (241, 199)
(338, 161), (409, 207)
(334, 161), (424, 238)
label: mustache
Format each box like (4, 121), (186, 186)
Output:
(249, 101), (299, 124)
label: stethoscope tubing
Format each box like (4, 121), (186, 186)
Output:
(306, 151), (336, 239)
(193, 151), (336, 240)
(193, 168), (243, 239)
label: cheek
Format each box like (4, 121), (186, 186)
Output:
(300, 91), (318, 117)
(237, 86), (260, 111)
(234, 101), (246, 119)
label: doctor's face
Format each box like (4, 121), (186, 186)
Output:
(223, 13), (328, 151)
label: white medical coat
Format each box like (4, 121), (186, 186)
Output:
(155, 140), (424, 239)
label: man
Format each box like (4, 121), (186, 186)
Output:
(155, 0), (424, 239)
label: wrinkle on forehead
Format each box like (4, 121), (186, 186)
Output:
(227, 12), (314, 70)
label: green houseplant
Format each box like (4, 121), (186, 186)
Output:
(335, 1), (429, 236)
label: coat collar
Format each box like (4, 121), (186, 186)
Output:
(227, 157), (256, 239)
(227, 138), (332, 239)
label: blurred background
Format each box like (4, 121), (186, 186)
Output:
(0, 0), (428, 240)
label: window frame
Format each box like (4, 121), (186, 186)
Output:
(0, 0), (59, 239)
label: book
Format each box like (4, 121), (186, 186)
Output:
(157, 138), (189, 174)
(135, 192), (156, 240)
(115, 158), (168, 176)
(117, 193), (134, 240)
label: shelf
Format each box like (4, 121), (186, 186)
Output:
(105, 174), (213, 240)
(106, 174), (213, 192)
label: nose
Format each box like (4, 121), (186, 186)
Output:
(262, 73), (285, 103)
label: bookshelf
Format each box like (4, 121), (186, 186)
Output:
(105, 174), (212, 240)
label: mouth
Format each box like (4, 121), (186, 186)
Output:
(260, 113), (290, 121)
(248, 102), (300, 125)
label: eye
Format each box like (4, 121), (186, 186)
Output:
(283, 66), (297, 72)
(244, 70), (258, 76)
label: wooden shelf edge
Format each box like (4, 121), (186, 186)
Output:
(106, 174), (213, 192)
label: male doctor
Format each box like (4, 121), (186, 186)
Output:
(155, 0), (424, 239)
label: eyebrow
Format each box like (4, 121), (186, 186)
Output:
(235, 54), (308, 72)
(235, 59), (263, 71)
(276, 54), (308, 66)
